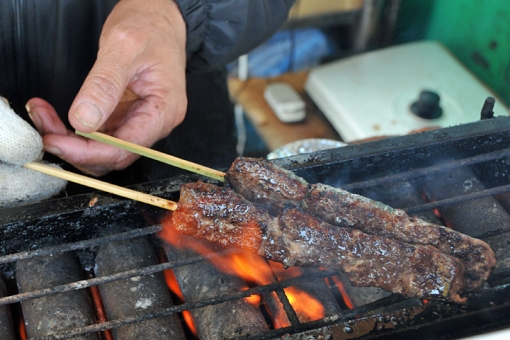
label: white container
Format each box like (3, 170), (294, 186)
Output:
(305, 41), (508, 142)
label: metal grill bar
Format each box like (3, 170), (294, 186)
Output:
(405, 183), (510, 214)
(0, 278), (15, 339)
(342, 147), (510, 191)
(0, 253), (214, 306)
(272, 283), (301, 327)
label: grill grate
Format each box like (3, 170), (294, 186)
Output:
(2, 117), (510, 339)
(0, 229), (343, 339)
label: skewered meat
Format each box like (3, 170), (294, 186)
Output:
(169, 181), (270, 252)
(303, 183), (495, 292)
(225, 157), (496, 292)
(226, 155), (307, 212)
(166, 181), (466, 303)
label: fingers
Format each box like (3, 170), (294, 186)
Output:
(68, 50), (129, 133)
(42, 133), (140, 176)
(27, 98), (138, 176)
(26, 98), (68, 135)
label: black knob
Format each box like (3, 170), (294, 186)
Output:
(411, 90), (443, 119)
(480, 96), (495, 120)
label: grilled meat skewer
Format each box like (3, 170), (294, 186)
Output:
(166, 181), (466, 303)
(225, 157), (496, 292)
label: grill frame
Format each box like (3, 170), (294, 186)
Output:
(1, 116), (510, 339)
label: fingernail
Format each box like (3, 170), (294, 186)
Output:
(26, 103), (43, 132)
(44, 145), (63, 158)
(25, 102), (34, 113)
(73, 101), (103, 128)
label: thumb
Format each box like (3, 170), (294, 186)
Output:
(69, 66), (127, 133)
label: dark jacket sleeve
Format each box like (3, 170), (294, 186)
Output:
(174, 0), (295, 72)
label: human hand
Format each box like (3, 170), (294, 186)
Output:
(27, 0), (187, 177)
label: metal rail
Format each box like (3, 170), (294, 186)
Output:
(0, 225), (162, 264)
(342, 147), (510, 191)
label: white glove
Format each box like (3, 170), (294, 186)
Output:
(0, 97), (67, 208)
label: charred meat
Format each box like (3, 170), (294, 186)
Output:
(166, 181), (467, 303)
(225, 157), (496, 292)
(303, 183), (495, 292)
(170, 181), (270, 253)
(226, 155), (308, 213)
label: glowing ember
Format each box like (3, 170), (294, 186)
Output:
(330, 275), (355, 309)
(181, 310), (196, 336)
(86, 270), (114, 340)
(270, 261), (326, 322)
(242, 286), (261, 306)
(163, 267), (198, 336)
(19, 317), (27, 340)
(285, 286), (325, 321)
(163, 269), (183, 301)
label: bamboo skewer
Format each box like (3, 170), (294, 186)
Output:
(76, 131), (226, 182)
(24, 162), (177, 211)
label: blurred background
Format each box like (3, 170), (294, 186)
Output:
(229, 0), (510, 157)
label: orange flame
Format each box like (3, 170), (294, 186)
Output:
(270, 261), (326, 322)
(19, 317), (27, 340)
(85, 270), (114, 340)
(160, 225), (273, 309)
(242, 286), (261, 306)
(284, 286), (325, 321)
(160, 225), (272, 284)
(160, 215), (327, 326)
(330, 275), (355, 309)
(163, 269), (184, 301)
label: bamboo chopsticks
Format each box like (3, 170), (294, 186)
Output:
(25, 162), (177, 211)
(75, 131), (226, 181)
(26, 130), (227, 210)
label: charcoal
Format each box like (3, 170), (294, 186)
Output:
(358, 180), (442, 224)
(163, 243), (270, 339)
(16, 252), (98, 340)
(420, 167), (510, 238)
(95, 237), (185, 340)
(494, 192), (510, 216)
